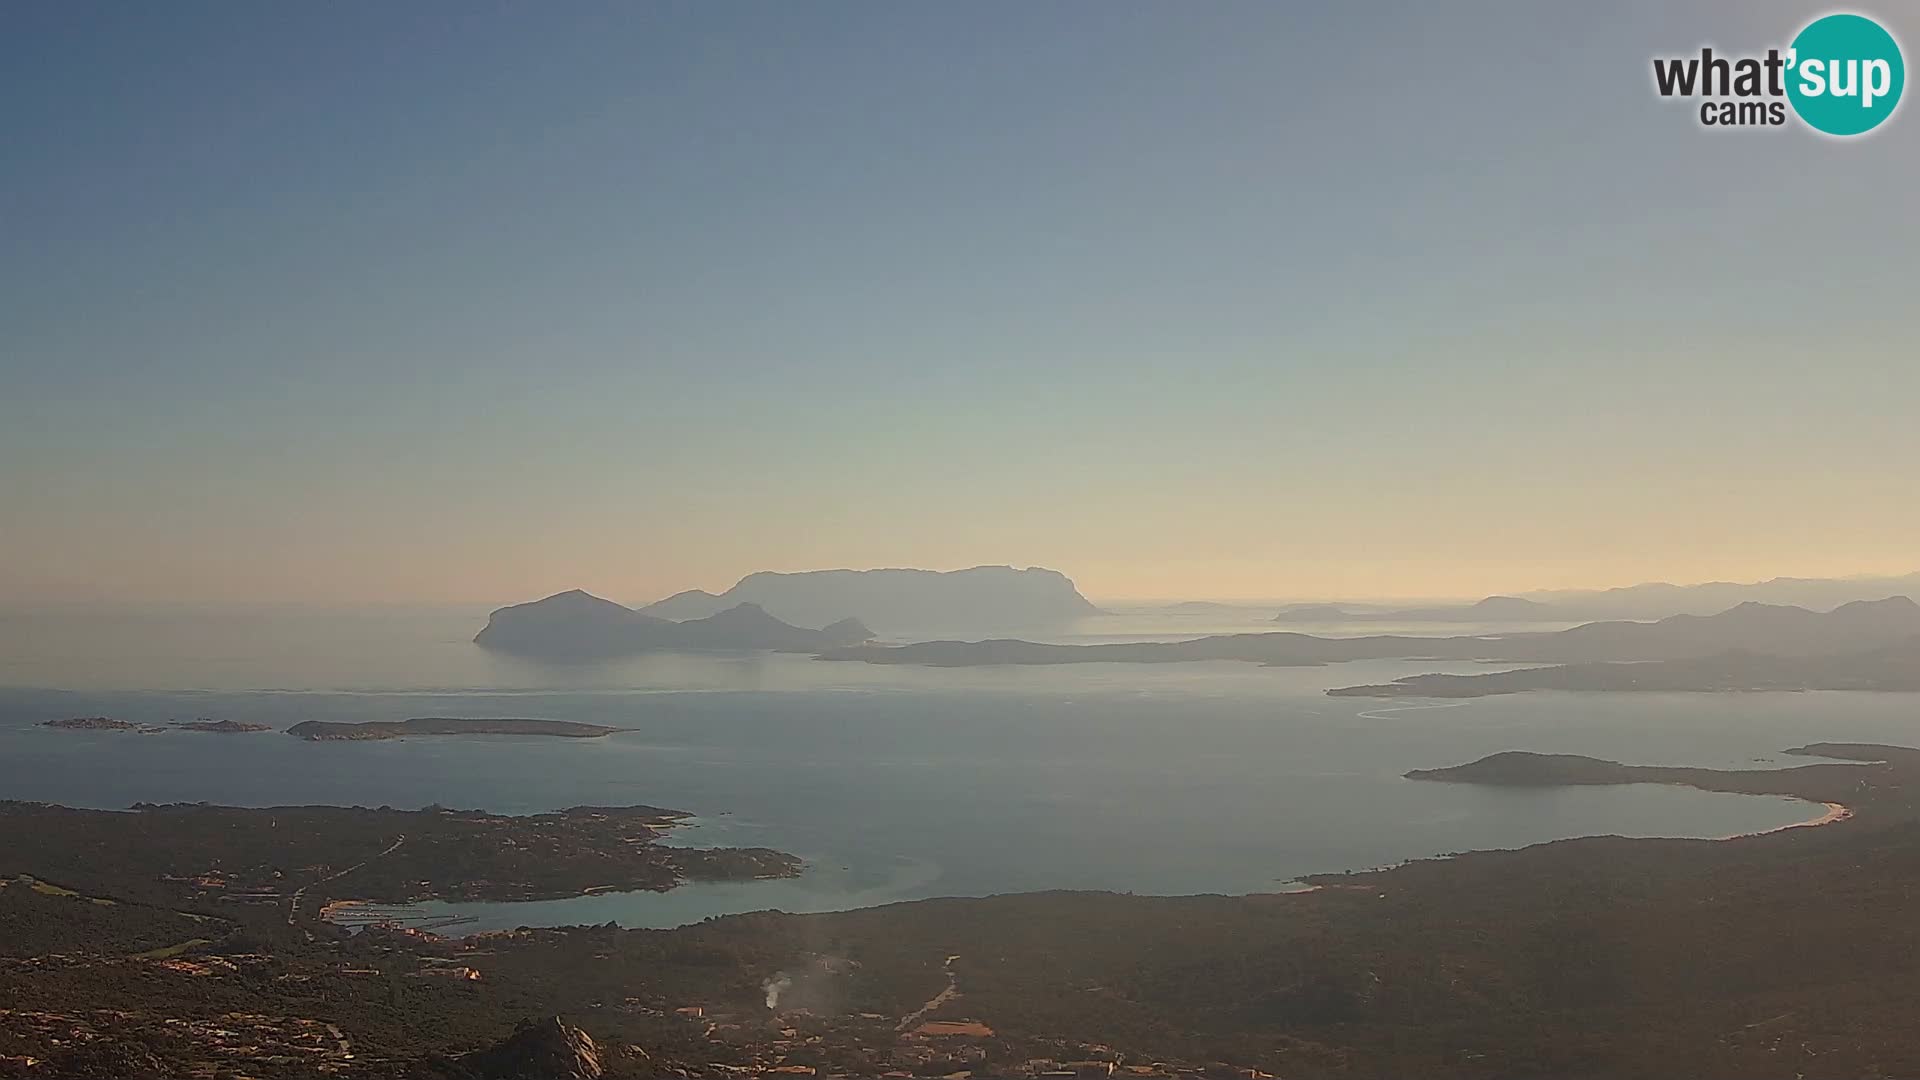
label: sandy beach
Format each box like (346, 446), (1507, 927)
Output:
(1720, 800), (1852, 841)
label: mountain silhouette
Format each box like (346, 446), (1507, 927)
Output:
(475, 591), (872, 659)
(638, 565), (1101, 633)
(1528, 570), (1920, 619)
(827, 597), (1920, 669)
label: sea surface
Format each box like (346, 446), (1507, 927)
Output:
(3, 604), (1915, 931)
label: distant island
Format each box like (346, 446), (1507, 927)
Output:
(1153, 600), (1256, 613)
(42, 717), (162, 733)
(474, 589), (872, 659)
(639, 565), (1102, 633)
(173, 719), (273, 733)
(41, 717), (275, 735)
(1273, 595), (1563, 623)
(823, 596), (1920, 673)
(286, 717), (618, 741)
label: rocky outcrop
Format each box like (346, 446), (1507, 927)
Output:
(463, 1017), (603, 1080)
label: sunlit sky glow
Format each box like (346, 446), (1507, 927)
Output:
(3, 2), (1916, 605)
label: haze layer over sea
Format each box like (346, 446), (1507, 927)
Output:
(4, 604), (1913, 930)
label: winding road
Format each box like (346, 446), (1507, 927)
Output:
(287, 835), (406, 926)
(897, 954), (962, 1031)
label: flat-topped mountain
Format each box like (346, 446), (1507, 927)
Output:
(475, 590), (872, 659)
(639, 565), (1101, 633)
(825, 596), (1920, 669)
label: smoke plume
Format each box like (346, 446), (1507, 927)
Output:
(763, 974), (793, 1010)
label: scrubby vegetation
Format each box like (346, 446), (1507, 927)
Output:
(8, 747), (1920, 1077)
(0, 801), (799, 932)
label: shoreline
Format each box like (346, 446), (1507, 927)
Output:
(356, 784), (1836, 934)
(1719, 799), (1852, 841)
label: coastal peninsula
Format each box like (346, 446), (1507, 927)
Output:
(1403, 742), (1901, 822)
(1330, 638), (1920, 697)
(823, 597), (1920, 675)
(0, 800), (799, 919)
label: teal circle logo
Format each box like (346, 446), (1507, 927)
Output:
(1786, 13), (1905, 135)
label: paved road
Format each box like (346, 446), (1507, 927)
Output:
(286, 835), (406, 926)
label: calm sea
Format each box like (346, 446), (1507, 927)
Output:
(3, 604), (1914, 930)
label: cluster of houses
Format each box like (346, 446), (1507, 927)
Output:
(0, 1007), (362, 1076)
(609, 999), (1281, 1080)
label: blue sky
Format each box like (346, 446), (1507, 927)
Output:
(3, 2), (1916, 604)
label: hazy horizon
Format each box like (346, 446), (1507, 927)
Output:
(6, 2), (1916, 606)
(6, 6), (1920, 1073)
(2, 560), (1917, 613)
